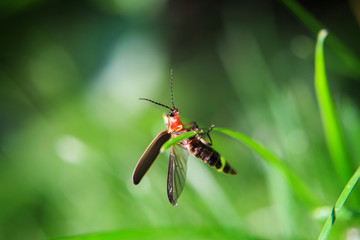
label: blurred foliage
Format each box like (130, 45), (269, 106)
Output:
(1, 0), (360, 240)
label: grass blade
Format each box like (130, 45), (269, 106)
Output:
(314, 29), (351, 185)
(50, 226), (257, 240)
(318, 167), (360, 240)
(160, 131), (197, 152)
(214, 127), (320, 207)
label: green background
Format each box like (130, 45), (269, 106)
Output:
(1, 0), (360, 239)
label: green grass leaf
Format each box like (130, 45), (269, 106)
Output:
(160, 131), (197, 152)
(50, 226), (259, 240)
(314, 29), (351, 185)
(318, 167), (360, 240)
(213, 127), (320, 207)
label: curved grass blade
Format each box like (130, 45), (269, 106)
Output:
(213, 127), (320, 207)
(318, 167), (360, 240)
(315, 29), (351, 185)
(160, 131), (197, 152)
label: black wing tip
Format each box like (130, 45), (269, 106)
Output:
(132, 172), (142, 185)
(222, 161), (237, 175)
(220, 168), (237, 175)
(230, 169), (237, 175)
(227, 167), (237, 175)
(224, 169), (237, 175)
(168, 196), (178, 206)
(167, 187), (179, 206)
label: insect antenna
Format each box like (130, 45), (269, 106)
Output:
(170, 69), (175, 109)
(139, 98), (172, 110)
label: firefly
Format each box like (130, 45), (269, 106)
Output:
(132, 70), (237, 206)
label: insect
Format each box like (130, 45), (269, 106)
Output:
(132, 70), (237, 206)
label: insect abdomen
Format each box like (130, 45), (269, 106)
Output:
(184, 137), (237, 175)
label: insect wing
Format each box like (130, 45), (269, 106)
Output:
(133, 129), (171, 185)
(167, 144), (188, 206)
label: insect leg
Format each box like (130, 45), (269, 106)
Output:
(184, 121), (198, 130)
(200, 125), (215, 146)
